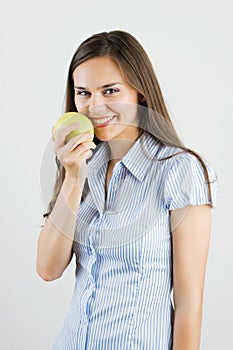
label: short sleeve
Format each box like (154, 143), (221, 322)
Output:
(164, 153), (219, 210)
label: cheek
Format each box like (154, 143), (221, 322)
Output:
(118, 104), (138, 119)
(74, 97), (86, 113)
(125, 90), (138, 103)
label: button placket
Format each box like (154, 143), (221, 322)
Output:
(106, 165), (123, 209)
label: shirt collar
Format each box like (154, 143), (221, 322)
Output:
(88, 131), (162, 182)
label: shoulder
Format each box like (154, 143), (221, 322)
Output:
(163, 148), (218, 210)
(165, 149), (217, 184)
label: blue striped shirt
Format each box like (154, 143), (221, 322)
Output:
(53, 131), (218, 349)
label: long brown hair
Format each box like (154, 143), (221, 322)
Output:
(43, 30), (214, 219)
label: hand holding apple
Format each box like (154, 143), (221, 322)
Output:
(52, 112), (96, 180)
(52, 112), (94, 144)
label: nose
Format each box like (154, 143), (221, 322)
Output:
(88, 91), (106, 114)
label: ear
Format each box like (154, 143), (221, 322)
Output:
(138, 93), (146, 103)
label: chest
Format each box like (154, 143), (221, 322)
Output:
(105, 162), (115, 201)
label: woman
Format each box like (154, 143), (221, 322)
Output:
(36, 30), (218, 349)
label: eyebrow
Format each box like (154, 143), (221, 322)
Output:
(74, 82), (122, 90)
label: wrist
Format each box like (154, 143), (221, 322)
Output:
(63, 174), (80, 188)
(61, 175), (82, 210)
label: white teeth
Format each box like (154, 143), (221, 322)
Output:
(93, 116), (115, 125)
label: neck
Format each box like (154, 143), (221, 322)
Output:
(108, 130), (144, 162)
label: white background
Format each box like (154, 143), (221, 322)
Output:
(0, 0), (232, 348)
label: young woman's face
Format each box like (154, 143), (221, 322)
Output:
(72, 56), (140, 141)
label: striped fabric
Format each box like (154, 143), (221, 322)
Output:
(52, 131), (218, 350)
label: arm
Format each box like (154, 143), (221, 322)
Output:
(36, 127), (95, 282)
(171, 204), (212, 349)
(36, 175), (82, 282)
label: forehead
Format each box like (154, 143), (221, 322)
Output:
(72, 56), (125, 87)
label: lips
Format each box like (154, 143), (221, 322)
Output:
(92, 115), (116, 127)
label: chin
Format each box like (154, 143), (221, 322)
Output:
(94, 129), (117, 141)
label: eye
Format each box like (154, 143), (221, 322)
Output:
(104, 88), (119, 95)
(75, 90), (91, 96)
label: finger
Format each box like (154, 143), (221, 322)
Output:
(69, 141), (96, 160)
(56, 138), (95, 166)
(54, 129), (93, 155)
(67, 148), (94, 168)
(68, 131), (94, 148)
(85, 149), (94, 160)
(54, 122), (80, 147)
(69, 136), (96, 153)
(61, 147), (93, 170)
(60, 132), (94, 160)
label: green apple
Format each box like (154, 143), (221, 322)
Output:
(53, 112), (94, 143)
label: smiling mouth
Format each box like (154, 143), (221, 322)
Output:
(92, 115), (116, 126)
